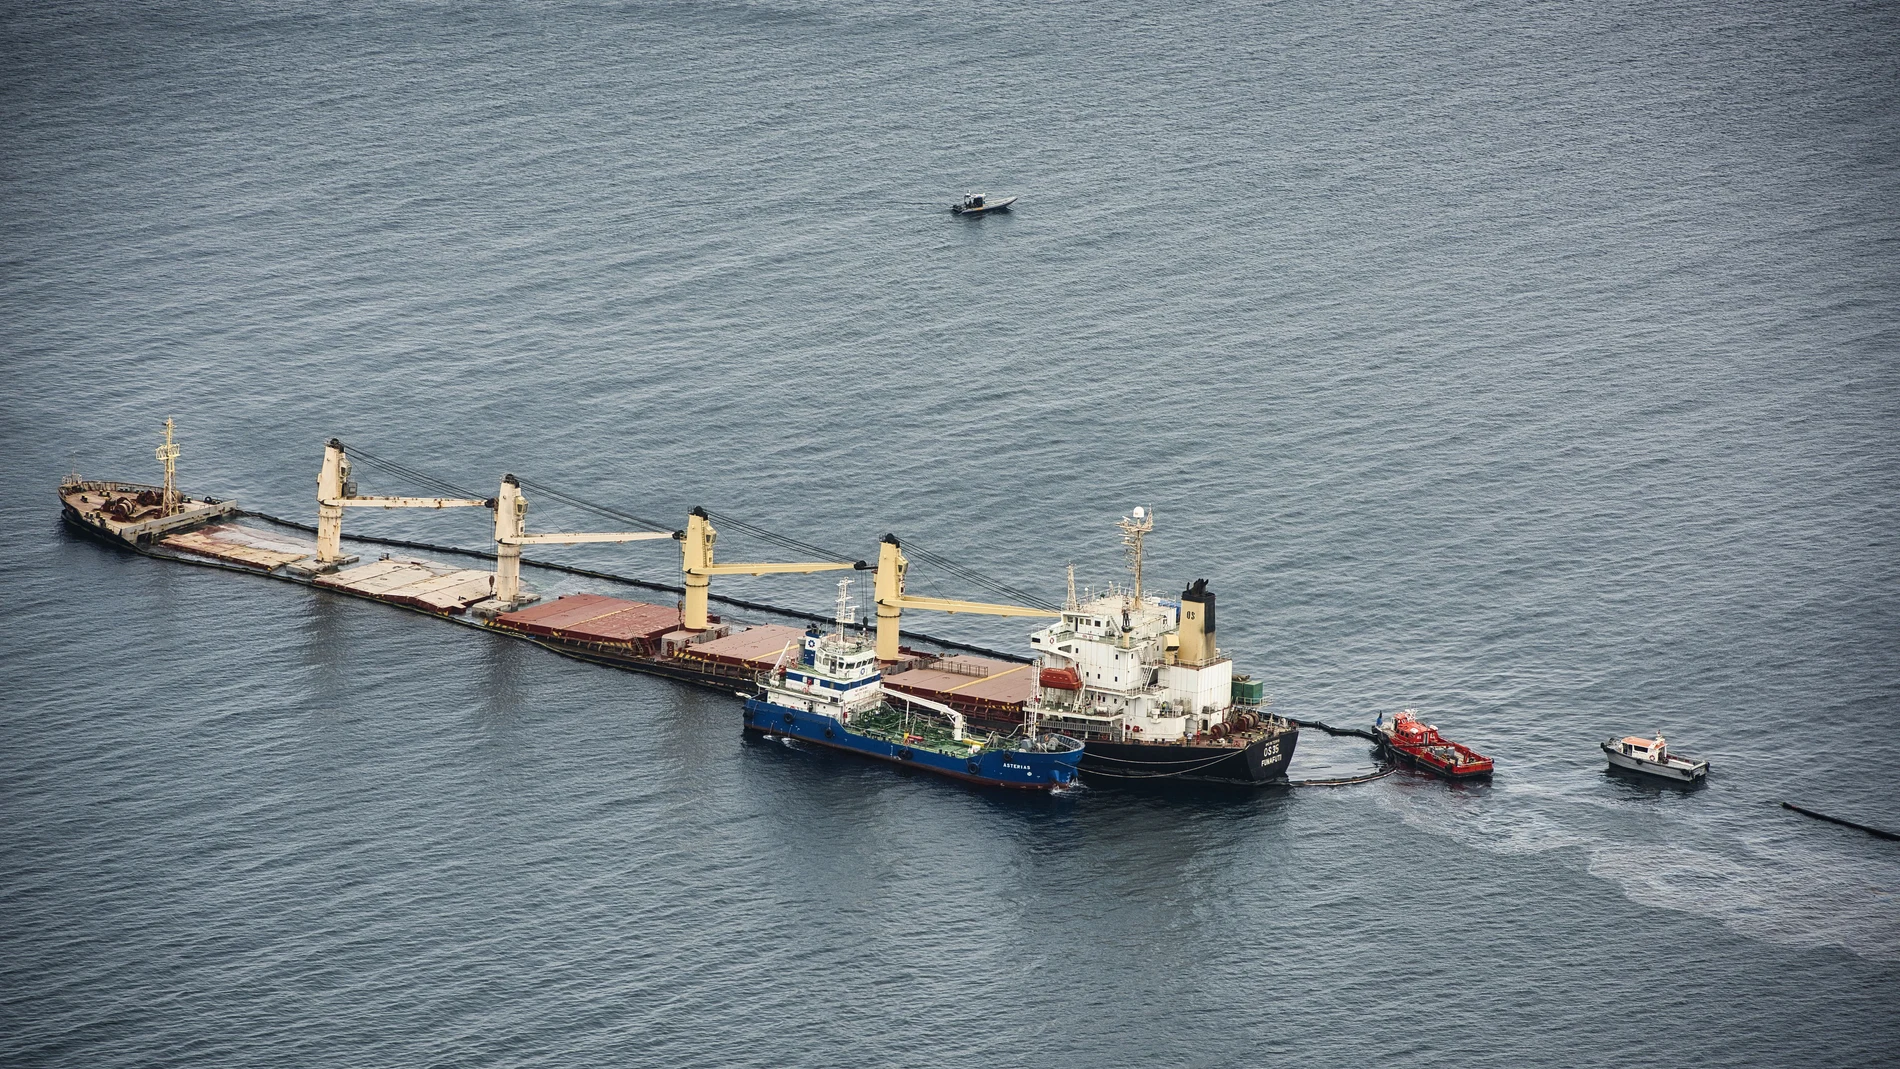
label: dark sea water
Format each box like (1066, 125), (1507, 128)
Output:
(5, 2), (1899, 1065)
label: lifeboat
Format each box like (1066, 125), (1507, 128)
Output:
(1039, 666), (1083, 690)
(1373, 709), (1493, 779)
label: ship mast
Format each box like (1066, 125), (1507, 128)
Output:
(834, 577), (857, 641)
(155, 417), (181, 516)
(1117, 506), (1154, 603)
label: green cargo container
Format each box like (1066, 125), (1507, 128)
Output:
(1231, 676), (1264, 705)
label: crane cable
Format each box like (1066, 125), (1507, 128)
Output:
(702, 509), (857, 564)
(344, 444), (486, 501)
(512, 475), (673, 533)
(341, 447), (1049, 610)
(899, 539), (1060, 612)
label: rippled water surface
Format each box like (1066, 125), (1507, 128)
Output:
(4, 2), (1898, 1065)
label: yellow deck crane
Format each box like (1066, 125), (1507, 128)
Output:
(871, 534), (1061, 661)
(315, 438), (493, 566)
(680, 507), (865, 630)
(490, 475), (678, 608)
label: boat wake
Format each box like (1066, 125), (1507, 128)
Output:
(1354, 777), (1900, 963)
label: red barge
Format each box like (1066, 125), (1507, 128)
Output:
(1373, 710), (1493, 779)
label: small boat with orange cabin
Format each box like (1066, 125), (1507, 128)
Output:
(1602, 732), (1708, 784)
(1373, 709), (1494, 779)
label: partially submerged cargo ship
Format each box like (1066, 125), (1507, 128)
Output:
(62, 422), (1298, 787)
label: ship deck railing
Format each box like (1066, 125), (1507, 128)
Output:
(853, 707), (985, 752)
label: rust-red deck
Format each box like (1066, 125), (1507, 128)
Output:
(160, 523), (313, 570)
(493, 594), (682, 643)
(676, 624), (809, 671)
(314, 556), (496, 614)
(883, 655), (1034, 713)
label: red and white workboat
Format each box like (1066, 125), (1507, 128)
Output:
(1373, 709), (1494, 779)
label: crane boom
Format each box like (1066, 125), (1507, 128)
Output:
(891, 594), (1060, 618)
(490, 476), (682, 606)
(689, 561), (863, 578)
(502, 531), (676, 546)
(678, 508), (869, 630)
(324, 495), (491, 509)
(316, 438), (494, 564)
(872, 534), (1055, 660)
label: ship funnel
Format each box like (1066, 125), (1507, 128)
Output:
(1177, 579), (1217, 666)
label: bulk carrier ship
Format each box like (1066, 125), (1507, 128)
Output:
(62, 422), (1295, 787)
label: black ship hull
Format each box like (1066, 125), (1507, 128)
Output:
(1075, 729), (1298, 786)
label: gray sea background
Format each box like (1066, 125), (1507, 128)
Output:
(3, 1), (1897, 1065)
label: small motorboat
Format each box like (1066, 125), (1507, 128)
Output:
(1373, 709), (1493, 779)
(951, 191), (1016, 215)
(1602, 732), (1708, 784)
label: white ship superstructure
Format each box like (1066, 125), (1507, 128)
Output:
(1023, 508), (1272, 747)
(759, 581), (890, 726)
(1027, 579), (1245, 741)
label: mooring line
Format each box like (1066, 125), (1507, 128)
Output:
(1289, 767), (1395, 788)
(1286, 717), (1381, 742)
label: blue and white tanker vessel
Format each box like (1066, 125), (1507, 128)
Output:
(743, 582), (1084, 789)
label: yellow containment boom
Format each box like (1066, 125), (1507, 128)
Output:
(490, 475), (678, 606)
(681, 507), (866, 631)
(872, 534), (1060, 661)
(316, 438), (493, 563)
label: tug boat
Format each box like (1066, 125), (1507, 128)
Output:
(743, 581), (1083, 790)
(1602, 732), (1708, 784)
(1373, 709), (1494, 779)
(950, 191), (1016, 215)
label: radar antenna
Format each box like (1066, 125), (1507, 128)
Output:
(1117, 506), (1154, 603)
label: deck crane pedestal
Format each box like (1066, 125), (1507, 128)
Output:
(489, 475), (678, 608)
(315, 439), (493, 568)
(680, 507), (867, 631)
(872, 534), (1061, 662)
